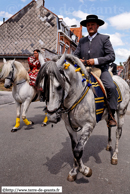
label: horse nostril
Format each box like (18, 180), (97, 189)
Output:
(4, 84), (10, 88)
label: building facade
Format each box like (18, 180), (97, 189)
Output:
(123, 56), (130, 81)
(0, 0), (81, 70)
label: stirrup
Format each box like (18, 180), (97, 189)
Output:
(107, 118), (117, 127)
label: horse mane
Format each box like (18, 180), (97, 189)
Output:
(52, 54), (89, 79)
(65, 54), (89, 78)
(14, 61), (29, 82)
(36, 61), (65, 89)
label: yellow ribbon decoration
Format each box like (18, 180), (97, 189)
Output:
(75, 68), (81, 72)
(64, 63), (70, 69)
(43, 114), (48, 124)
(14, 117), (20, 128)
(23, 118), (31, 125)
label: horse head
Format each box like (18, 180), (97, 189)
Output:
(36, 58), (68, 116)
(1, 59), (28, 88)
(4, 59), (15, 88)
(36, 54), (89, 123)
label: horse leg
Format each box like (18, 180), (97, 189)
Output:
(106, 127), (112, 151)
(111, 111), (124, 165)
(78, 158), (92, 177)
(41, 113), (48, 127)
(67, 132), (79, 182)
(74, 141), (92, 178)
(22, 99), (34, 125)
(11, 102), (21, 132)
(73, 124), (93, 178)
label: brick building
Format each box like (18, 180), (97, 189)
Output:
(0, 0), (82, 69)
(123, 56), (130, 81)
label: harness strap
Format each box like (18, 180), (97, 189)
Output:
(16, 79), (26, 85)
(62, 83), (90, 114)
(70, 85), (90, 111)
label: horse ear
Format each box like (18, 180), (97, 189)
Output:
(12, 59), (15, 63)
(56, 51), (67, 67)
(3, 58), (6, 63)
(12, 59), (15, 66)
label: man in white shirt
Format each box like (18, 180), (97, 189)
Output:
(74, 14), (117, 127)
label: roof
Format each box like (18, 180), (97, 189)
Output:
(70, 25), (82, 42)
(117, 66), (124, 70)
(0, 0), (58, 56)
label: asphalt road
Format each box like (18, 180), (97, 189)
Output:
(0, 91), (130, 194)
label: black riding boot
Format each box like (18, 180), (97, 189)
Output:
(108, 109), (117, 127)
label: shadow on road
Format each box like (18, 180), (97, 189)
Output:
(43, 135), (107, 175)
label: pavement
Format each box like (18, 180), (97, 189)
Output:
(0, 91), (15, 106)
(0, 93), (130, 193)
(1, 90), (130, 111)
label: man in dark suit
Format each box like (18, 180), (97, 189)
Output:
(74, 14), (117, 127)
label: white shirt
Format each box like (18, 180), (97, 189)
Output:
(88, 32), (99, 65)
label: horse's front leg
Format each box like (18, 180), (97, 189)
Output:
(67, 132), (79, 182)
(22, 99), (34, 126)
(11, 102), (21, 132)
(73, 123), (93, 178)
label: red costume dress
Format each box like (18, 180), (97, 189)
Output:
(28, 56), (41, 87)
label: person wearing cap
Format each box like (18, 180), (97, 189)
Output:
(74, 14), (117, 127)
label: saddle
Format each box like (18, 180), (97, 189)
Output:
(86, 67), (107, 97)
(86, 67), (122, 122)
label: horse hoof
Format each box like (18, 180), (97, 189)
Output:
(106, 146), (112, 151)
(31, 121), (34, 125)
(86, 168), (92, 177)
(67, 174), (77, 182)
(111, 158), (118, 165)
(41, 123), (47, 127)
(11, 129), (17, 132)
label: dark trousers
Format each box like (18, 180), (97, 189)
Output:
(100, 71), (118, 110)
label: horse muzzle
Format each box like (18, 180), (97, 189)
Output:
(4, 83), (12, 88)
(48, 112), (61, 124)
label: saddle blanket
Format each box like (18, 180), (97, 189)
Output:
(90, 74), (122, 123)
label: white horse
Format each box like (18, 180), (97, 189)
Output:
(36, 53), (130, 182)
(0, 55), (45, 132)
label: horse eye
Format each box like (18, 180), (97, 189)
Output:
(57, 85), (62, 91)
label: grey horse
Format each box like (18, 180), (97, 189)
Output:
(36, 53), (129, 182)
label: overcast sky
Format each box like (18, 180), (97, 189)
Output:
(1, 0), (130, 64)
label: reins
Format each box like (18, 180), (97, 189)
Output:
(59, 77), (91, 132)
(61, 83), (90, 114)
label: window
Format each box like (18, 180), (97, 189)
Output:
(60, 44), (64, 54)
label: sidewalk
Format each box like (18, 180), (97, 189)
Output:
(0, 91), (14, 106)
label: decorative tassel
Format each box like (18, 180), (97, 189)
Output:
(74, 64), (78, 67)
(64, 63), (70, 69)
(14, 117), (20, 128)
(82, 78), (86, 82)
(75, 68), (81, 72)
(87, 82), (92, 87)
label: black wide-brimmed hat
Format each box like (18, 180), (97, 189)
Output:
(80, 14), (105, 27)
